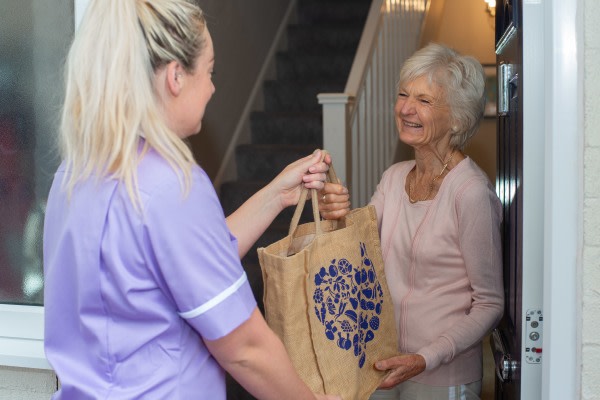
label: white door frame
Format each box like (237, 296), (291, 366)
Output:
(540, 0), (582, 398)
(502, 0), (580, 398)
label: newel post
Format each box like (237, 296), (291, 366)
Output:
(318, 93), (354, 188)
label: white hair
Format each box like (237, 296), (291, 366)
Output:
(398, 43), (486, 149)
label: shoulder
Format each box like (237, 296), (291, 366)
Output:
(447, 158), (494, 192)
(379, 160), (414, 186)
(137, 149), (210, 196)
(448, 158), (501, 216)
(136, 149), (218, 214)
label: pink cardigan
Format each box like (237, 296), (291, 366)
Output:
(370, 157), (503, 386)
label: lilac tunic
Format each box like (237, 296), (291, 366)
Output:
(43, 148), (256, 399)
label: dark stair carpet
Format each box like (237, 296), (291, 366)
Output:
(220, 1), (370, 398)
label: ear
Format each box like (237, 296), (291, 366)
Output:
(165, 61), (184, 97)
(449, 119), (460, 133)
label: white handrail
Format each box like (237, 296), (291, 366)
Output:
(319, 0), (428, 207)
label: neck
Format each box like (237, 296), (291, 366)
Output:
(413, 147), (456, 176)
(407, 149), (461, 203)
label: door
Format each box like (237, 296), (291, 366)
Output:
(492, 0), (522, 399)
(492, 0), (547, 398)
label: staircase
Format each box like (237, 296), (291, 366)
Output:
(219, 2), (370, 396)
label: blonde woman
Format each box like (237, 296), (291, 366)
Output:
(43, 1), (344, 399)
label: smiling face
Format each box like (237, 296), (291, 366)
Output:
(394, 74), (454, 151)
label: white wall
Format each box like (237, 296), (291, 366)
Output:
(0, 367), (56, 399)
(421, 0), (497, 182)
(582, 0), (600, 397)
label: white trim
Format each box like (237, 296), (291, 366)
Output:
(0, 305), (50, 370)
(74, 0), (90, 30)
(541, 0), (582, 398)
(521, 1), (546, 398)
(179, 273), (248, 319)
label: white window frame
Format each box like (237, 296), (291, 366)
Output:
(0, 0), (90, 371)
(0, 305), (48, 369)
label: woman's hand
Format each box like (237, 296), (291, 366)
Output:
(271, 149), (331, 209)
(374, 354), (426, 389)
(226, 149), (332, 257)
(318, 182), (351, 220)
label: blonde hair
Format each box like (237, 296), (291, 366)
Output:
(398, 43), (486, 150)
(60, 0), (207, 206)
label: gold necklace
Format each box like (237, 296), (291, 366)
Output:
(408, 151), (455, 203)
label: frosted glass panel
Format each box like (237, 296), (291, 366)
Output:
(0, 1), (73, 305)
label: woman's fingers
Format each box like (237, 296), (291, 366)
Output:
(318, 182), (350, 219)
(374, 354), (426, 389)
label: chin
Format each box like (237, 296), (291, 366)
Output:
(398, 133), (417, 146)
(182, 124), (202, 139)
(195, 121), (203, 134)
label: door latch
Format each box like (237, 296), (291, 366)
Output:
(525, 309), (543, 363)
(491, 328), (519, 383)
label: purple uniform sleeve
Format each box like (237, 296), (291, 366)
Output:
(142, 167), (257, 340)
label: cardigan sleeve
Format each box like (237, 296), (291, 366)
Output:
(417, 177), (504, 370)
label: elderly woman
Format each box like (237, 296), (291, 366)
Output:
(320, 43), (503, 399)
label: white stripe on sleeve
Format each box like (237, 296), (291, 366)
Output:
(178, 272), (248, 319)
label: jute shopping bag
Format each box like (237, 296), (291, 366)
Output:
(257, 165), (397, 400)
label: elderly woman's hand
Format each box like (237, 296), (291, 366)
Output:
(374, 353), (426, 389)
(318, 182), (351, 220)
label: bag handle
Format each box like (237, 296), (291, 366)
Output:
(287, 150), (340, 238)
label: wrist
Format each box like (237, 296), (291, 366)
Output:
(262, 180), (288, 215)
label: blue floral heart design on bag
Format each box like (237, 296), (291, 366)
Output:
(312, 242), (384, 368)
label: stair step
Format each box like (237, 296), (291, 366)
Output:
(235, 144), (318, 181)
(242, 261), (265, 311)
(243, 221), (289, 266)
(226, 374), (257, 400)
(286, 24), (363, 53)
(250, 111), (322, 145)
(275, 51), (355, 80)
(220, 181), (264, 217)
(220, 180), (318, 227)
(263, 80), (345, 112)
(297, 0), (371, 25)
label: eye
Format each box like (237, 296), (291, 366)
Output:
(398, 92), (407, 98)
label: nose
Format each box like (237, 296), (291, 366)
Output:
(396, 96), (415, 116)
